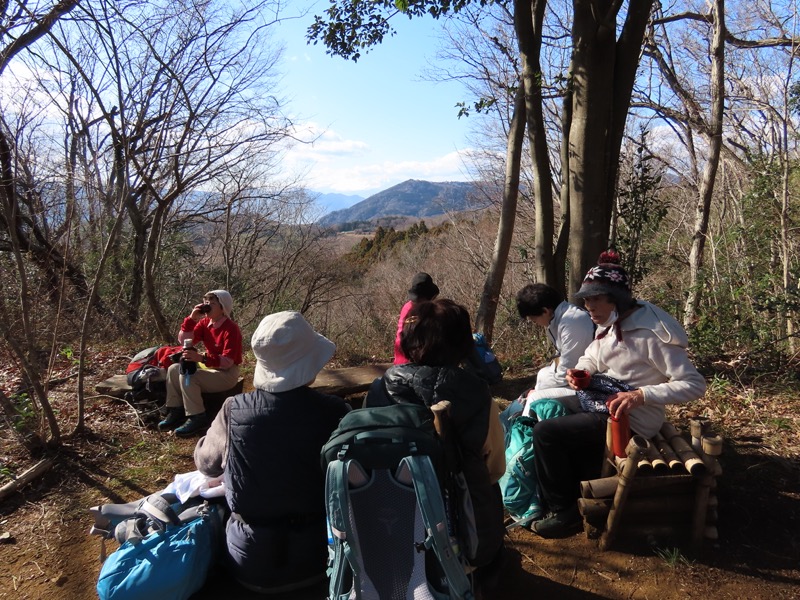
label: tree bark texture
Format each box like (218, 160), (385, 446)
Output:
(683, 0), (725, 329)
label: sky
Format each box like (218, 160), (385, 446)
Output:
(273, 2), (475, 198)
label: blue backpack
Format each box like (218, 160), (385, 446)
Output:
(91, 493), (224, 600)
(466, 333), (503, 385)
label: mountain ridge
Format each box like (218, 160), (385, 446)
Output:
(317, 179), (480, 227)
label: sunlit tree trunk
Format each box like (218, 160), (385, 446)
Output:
(683, 0), (725, 329)
(475, 83), (526, 340)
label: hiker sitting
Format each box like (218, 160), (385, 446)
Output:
(500, 283), (595, 429)
(366, 298), (506, 594)
(158, 289), (243, 437)
(530, 251), (707, 538)
(193, 311), (350, 594)
(393, 272), (439, 364)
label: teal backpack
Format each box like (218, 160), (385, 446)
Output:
(500, 398), (567, 529)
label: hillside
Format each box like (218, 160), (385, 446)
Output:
(0, 351), (797, 599)
(317, 179), (481, 227)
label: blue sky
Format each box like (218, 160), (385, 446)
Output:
(273, 3), (474, 198)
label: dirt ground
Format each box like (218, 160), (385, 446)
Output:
(0, 352), (798, 600)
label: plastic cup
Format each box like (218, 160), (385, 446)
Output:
(571, 369), (591, 389)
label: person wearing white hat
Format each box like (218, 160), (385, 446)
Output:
(159, 290), (243, 437)
(194, 311), (350, 594)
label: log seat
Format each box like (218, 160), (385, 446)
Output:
(95, 373), (244, 420)
(579, 417), (722, 551)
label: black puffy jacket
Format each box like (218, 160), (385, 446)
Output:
(366, 363), (505, 567)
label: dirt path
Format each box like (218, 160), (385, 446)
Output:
(1, 370), (798, 599)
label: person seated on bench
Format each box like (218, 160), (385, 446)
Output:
(158, 289), (243, 437)
(500, 283), (595, 429)
(530, 250), (707, 538)
(194, 311), (350, 594)
(366, 298), (506, 595)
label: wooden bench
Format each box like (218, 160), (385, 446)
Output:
(95, 374), (244, 420)
(578, 417), (723, 551)
(97, 362), (392, 414)
(310, 363), (391, 407)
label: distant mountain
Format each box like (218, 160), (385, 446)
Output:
(317, 179), (481, 227)
(313, 192), (364, 215)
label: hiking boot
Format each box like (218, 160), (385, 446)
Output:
(531, 505), (582, 538)
(157, 407), (186, 431)
(175, 413), (209, 438)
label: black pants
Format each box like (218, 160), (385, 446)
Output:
(532, 397), (607, 512)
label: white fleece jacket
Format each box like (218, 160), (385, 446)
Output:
(536, 301), (595, 390)
(574, 300), (706, 438)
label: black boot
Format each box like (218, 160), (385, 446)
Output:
(157, 407), (186, 431)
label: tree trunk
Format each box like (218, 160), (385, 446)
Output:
(144, 200), (173, 341)
(683, 0), (725, 329)
(568, 0), (654, 296)
(518, 0), (555, 285)
(568, 1), (618, 295)
(475, 82), (526, 340)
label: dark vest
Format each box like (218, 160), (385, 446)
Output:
(222, 387), (349, 591)
(225, 387), (348, 521)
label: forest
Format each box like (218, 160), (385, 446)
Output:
(0, 0), (798, 476)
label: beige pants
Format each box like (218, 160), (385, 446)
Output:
(165, 362), (241, 416)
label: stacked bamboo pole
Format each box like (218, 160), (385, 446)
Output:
(579, 419), (723, 550)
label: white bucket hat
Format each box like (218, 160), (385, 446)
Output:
(207, 289), (233, 316)
(251, 311), (336, 393)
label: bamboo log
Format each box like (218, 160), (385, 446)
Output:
(580, 494), (697, 519)
(581, 476), (619, 499)
(691, 453), (717, 549)
(660, 422), (706, 475)
(689, 417), (712, 452)
(581, 473), (695, 499)
(580, 494), (717, 525)
(645, 440), (669, 473)
(702, 435), (723, 457)
(654, 432), (683, 471)
(599, 435), (648, 550)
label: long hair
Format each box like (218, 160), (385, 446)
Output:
(400, 298), (474, 366)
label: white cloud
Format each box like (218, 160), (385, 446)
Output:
(303, 150), (473, 195)
(282, 119), (473, 196)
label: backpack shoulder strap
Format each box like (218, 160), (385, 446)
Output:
(400, 455), (474, 600)
(326, 459), (369, 600)
(137, 493), (181, 526)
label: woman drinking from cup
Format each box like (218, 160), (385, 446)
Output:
(529, 250), (707, 538)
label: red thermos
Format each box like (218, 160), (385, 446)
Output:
(610, 412), (631, 458)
